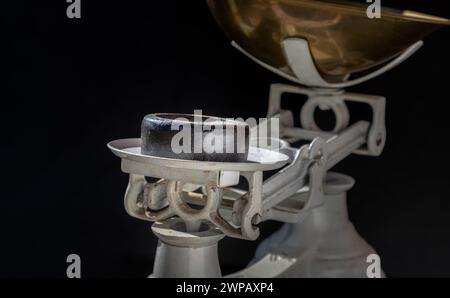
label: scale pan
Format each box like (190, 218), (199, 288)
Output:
(207, 0), (450, 82)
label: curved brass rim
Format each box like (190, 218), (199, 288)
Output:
(207, 0), (450, 79)
(295, 0), (450, 25)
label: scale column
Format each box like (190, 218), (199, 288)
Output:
(151, 218), (225, 278)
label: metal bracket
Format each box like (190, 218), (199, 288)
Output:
(267, 84), (386, 157)
(123, 173), (262, 240)
(232, 38), (423, 88)
(120, 107), (373, 230)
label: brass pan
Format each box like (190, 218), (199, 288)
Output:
(207, 0), (450, 81)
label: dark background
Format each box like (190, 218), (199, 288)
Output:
(2, 0), (450, 278)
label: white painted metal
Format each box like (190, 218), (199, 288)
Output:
(249, 173), (386, 278)
(151, 218), (225, 278)
(267, 84), (386, 157)
(108, 37), (420, 278)
(108, 139), (289, 172)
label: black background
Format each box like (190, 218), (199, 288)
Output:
(2, 0), (450, 278)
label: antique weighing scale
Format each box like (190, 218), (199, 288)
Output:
(108, 0), (450, 278)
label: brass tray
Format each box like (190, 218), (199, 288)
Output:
(207, 0), (450, 81)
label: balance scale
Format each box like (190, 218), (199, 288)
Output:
(108, 1), (450, 278)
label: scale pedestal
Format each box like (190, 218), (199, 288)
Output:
(151, 219), (225, 278)
(253, 173), (385, 278)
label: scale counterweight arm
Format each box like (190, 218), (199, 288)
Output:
(260, 120), (369, 216)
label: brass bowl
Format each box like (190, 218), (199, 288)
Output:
(207, 0), (450, 81)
